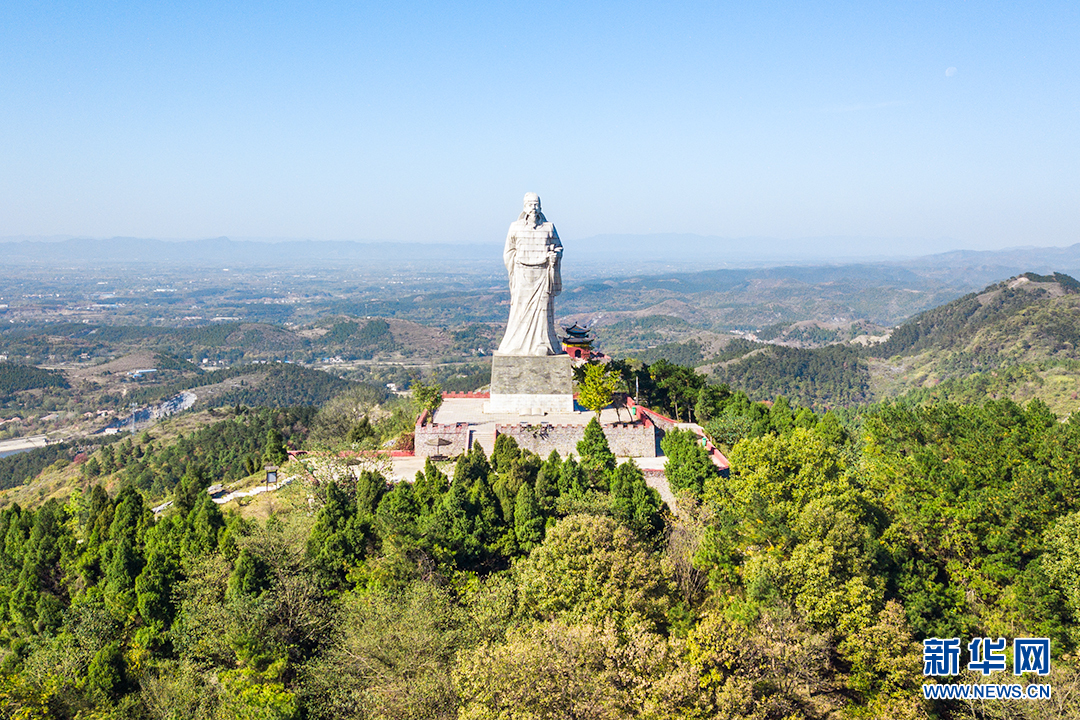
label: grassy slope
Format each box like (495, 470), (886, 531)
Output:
(869, 273), (1080, 413)
(0, 408), (230, 509)
(636, 273), (1080, 414)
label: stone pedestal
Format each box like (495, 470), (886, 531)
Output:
(486, 353), (573, 414)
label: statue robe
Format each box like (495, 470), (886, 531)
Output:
(497, 220), (563, 356)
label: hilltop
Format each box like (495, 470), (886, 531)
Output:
(864, 272), (1080, 413)
(869, 272), (1080, 364)
(644, 272), (1080, 413)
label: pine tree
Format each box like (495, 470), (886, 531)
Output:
(86, 641), (126, 699)
(109, 485), (147, 542)
(492, 470), (523, 525)
(577, 417), (615, 477)
(173, 465), (208, 516)
(609, 461), (663, 539)
(104, 535), (142, 613)
(454, 442), (491, 486)
(356, 470), (388, 527)
(492, 434), (521, 473)
(182, 493), (224, 558)
(414, 458), (450, 513)
(514, 483), (544, 551)
(558, 456), (586, 498)
(435, 477), (485, 568)
(813, 411), (847, 445)
(347, 416), (376, 444)
(375, 482), (421, 547)
(535, 471), (558, 515)
(694, 383), (733, 423)
(660, 428), (718, 497)
(263, 428), (287, 466)
(307, 481), (358, 590)
(135, 539), (180, 632)
(769, 396), (795, 434)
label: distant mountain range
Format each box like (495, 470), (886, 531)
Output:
(0, 236), (504, 269)
(868, 271), (1080, 363)
(569, 233), (951, 264)
(6, 234), (1080, 277)
(697, 271), (1080, 413)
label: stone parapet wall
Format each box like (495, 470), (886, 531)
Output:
(633, 404), (677, 432)
(628, 400), (730, 472)
(496, 423), (583, 457)
(495, 421), (658, 458)
(605, 423), (660, 457)
(414, 422), (470, 458)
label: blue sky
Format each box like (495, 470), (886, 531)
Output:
(1, 1), (1077, 252)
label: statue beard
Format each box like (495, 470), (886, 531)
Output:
(523, 210), (545, 228)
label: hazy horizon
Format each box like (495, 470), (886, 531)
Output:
(6, 232), (1080, 278)
(4, 230), (1076, 254)
(0, 230), (995, 262)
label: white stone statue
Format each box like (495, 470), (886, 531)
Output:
(497, 193), (564, 356)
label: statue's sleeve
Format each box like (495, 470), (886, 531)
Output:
(550, 226), (562, 295)
(503, 228), (516, 293)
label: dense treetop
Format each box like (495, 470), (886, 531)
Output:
(4, 270), (1080, 717)
(0, 362), (68, 396)
(0, 368), (1077, 717)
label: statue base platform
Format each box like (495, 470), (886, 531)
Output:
(486, 353), (573, 415)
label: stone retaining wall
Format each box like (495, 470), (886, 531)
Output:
(414, 422), (470, 458)
(495, 421), (658, 458)
(606, 423), (660, 457)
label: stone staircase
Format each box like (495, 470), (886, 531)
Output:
(469, 422), (497, 457)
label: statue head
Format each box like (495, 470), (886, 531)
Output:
(519, 192), (546, 227)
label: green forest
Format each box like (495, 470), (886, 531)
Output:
(711, 345), (870, 409)
(0, 364), (68, 398)
(0, 317), (431, 367)
(0, 360), (1076, 718)
(2, 272), (1080, 717)
(613, 273), (1080, 412)
(0, 442), (85, 492)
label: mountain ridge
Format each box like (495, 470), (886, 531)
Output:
(7, 234), (1080, 275)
